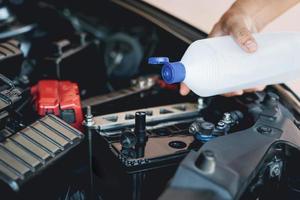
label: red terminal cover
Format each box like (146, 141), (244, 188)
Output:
(31, 80), (83, 130)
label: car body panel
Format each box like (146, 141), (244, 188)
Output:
(142, 0), (300, 33)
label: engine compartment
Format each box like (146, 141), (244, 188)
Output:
(0, 1), (300, 200)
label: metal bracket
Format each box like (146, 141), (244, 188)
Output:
(87, 103), (199, 133)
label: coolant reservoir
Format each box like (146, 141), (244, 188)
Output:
(149, 32), (300, 97)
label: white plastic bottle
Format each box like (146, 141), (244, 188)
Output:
(149, 32), (300, 97)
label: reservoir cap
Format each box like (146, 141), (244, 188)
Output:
(148, 57), (186, 84)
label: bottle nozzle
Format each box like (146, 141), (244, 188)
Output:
(148, 57), (186, 84)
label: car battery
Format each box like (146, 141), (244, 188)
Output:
(86, 103), (200, 200)
(31, 80), (83, 130)
(0, 114), (92, 200)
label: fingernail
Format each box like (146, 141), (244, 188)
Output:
(244, 40), (257, 52)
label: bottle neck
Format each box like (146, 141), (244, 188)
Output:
(148, 57), (186, 84)
(161, 62), (185, 84)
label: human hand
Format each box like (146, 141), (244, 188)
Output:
(180, 5), (265, 97)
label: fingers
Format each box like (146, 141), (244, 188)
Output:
(180, 83), (190, 96)
(244, 85), (265, 93)
(223, 90), (244, 97)
(223, 86), (265, 97)
(184, 13), (259, 98)
(228, 22), (258, 53)
(180, 83), (265, 97)
(208, 10), (260, 97)
(179, 23), (225, 97)
(209, 23), (226, 38)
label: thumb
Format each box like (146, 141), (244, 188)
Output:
(229, 23), (257, 53)
(180, 83), (190, 96)
(209, 23), (226, 38)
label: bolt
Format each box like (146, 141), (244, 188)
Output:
(138, 79), (146, 89)
(84, 106), (95, 127)
(223, 112), (232, 124)
(189, 120), (201, 135)
(224, 113), (231, 119)
(146, 77), (155, 88)
(270, 162), (281, 178)
(200, 122), (215, 135)
(217, 121), (226, 128)
(264, 92), (279, 108)
(189, 126), (197, 134)
(197, 98), (205, 110)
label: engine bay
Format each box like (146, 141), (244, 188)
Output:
(0, 1), (300, 200)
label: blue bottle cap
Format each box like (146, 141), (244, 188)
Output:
(148, 57), (169, 65)
(161, 62), (185, 84)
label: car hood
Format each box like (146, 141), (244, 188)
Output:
(142, 0), (300, 33)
